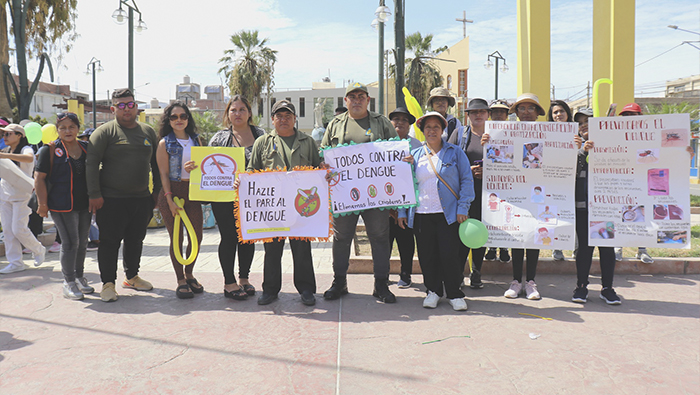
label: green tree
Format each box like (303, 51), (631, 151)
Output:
(645, 102), (699, 133)
(218, 30), (277, 108)
(0, 0), (78, 120)
(190, 111), (221, 146)
(404, 32), (447, 107)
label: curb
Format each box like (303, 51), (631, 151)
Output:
(348, 256), (700, 275)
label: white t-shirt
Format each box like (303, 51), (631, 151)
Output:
(415, 149), (443, 214)
(177, 137), (193, 180)
(0, 145), (35, 201)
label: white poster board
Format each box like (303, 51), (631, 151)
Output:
(481, 121), (578, 250)
(322, 140), (417, 216)
(237, 169), (330, 241)
(588, 113), (691, 249)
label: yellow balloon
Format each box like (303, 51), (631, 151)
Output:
(41, 123), (58, 144)
(592, 78), (613, 118)
(402, 87), (425, 141)
(172, 196), (199, 265)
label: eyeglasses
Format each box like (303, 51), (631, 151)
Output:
(57, 112), (79, 122)
(113, 101), (137, 110)
(169, 113), (188, 122)
(517, 105), (538, 113)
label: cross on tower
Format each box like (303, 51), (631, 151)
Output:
(456, 10), (474, 38)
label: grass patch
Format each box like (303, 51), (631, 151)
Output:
(691, 195), (700, 207)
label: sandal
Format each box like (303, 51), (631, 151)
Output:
(242, 284), (256, 296)
(176, 284), (194, 299)
(224, 288), (248, 300)
(186, 278), (204, 294)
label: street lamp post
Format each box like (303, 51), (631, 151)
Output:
(86, 57), (103, 128)
(112, 0), (147, 93)
(484, 51), (509, 100)
(372, 2), (391, 115)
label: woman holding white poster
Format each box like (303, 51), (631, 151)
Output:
(398, 112), (474, 311)
(156, 102), (204, 299)
(209, 95), (265, 300)
(547, 100), (573, 261)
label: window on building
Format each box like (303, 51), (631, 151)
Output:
(299, 97), (305, 117)
(458, 69), (468, 97)
(338, 97), (344, 108)
(370, 98), (376, 112)
(259, 99), (264, 117)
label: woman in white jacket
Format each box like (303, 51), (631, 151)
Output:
(0, 123), (46, 274)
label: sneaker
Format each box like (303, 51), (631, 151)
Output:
(397, 276), (412, 289)
(636, 250), (654, 264)
(100, 282), (118, 302)
(572, 286), (588, 303)
(504, 280), (522, 298)
(449, 297), (468, 311)
(122, 275), (153, 291)
(499, 249), (511, 263)
(524, 280), (541, 300)
(372, 278), (396, 303)
(600, 287), (621, 305)
(614, 248), (622, 262)
(86, 241), (99, 252)
(76, 277), (95, 294)
(33, 245), (46, 267)
(423, 291), (439, 308)
(323, 279), (348, 300)
(63, 281), (84, 300)
(48, 241), (61, 253)
(469, 271), (484, 289)
(484, 248), (497, 261)
(552, 250), (565, 261)
(0, 262), (26, 274)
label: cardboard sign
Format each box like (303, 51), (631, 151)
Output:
(237, 169), (330, 241)
(322, 140), (417, 216)
(588, 114), (691, 249)
(188, 147), (245, 202)
(481, 121), (578, 250)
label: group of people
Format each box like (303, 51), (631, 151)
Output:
(0, 83), (687, 311)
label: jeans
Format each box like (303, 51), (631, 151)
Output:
(262, 238), (316, 295)
(52, 209), (91, 282)
(576, 208), (616, 288)
(211, 201), (255, 285)
(413, 213), (464, 299)
(332, 208), (390, 280)
(96, 196), (153, 284)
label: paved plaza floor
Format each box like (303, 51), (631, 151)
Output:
(1, 227), (698, 394)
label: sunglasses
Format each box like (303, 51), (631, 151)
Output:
(113, 101), (137, 110)
(169, 113), (189, 122)
(57, 112), (79, 122)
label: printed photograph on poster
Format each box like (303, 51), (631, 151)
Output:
(487, 192), (500, 211)
(653, 204), (684, 220)
(531, 185), (545, 203)
(647, 168), (670, 195)
(485, 144), (514, 163)
(537, 205), (557, 224)
(522, 142), (543, 169)
(535, 227), (553, 245)
(660, 129), (687, 147)
(657, 230), (687, 244)
(590, 221), (615, 240)
(621, 205), (645, 222)
(636, 148), (659, 164)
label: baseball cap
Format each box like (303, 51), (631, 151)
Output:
(345, 82), (369, 96)
(271, 100), (296, 116)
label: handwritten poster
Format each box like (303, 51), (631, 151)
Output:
(237, 169), (330, 241)
(588, 113), (691, 249)
(481, 121), (578, 249)
(322, 140), (417, 216)
(188, 147), (245, 202)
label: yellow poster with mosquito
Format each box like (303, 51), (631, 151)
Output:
(188, 147), (245, 202)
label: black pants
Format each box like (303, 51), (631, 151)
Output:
(413, 213), (464, 299)
(511, 249), (539, 282)
(575, 208), (615, 288)
(262, 238), (316, 295)
(459, 196), (486, 274)
(211, 202), (255, 285)
(96, 196), (153, 284)
(389, 218), (415, 276)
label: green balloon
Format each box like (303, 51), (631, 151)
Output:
(459, 218), (489, 249)
(24, 122), (42, 144)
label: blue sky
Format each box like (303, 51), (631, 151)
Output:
(26, 0), (700, 105)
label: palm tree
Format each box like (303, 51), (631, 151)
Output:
(645, 102), (699, 133)
(404, 32), (447, 107)
(218, 30), (277, 108)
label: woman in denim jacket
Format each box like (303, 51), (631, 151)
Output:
(155, 102), (203, 299)
(398, 112), (475, 311)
